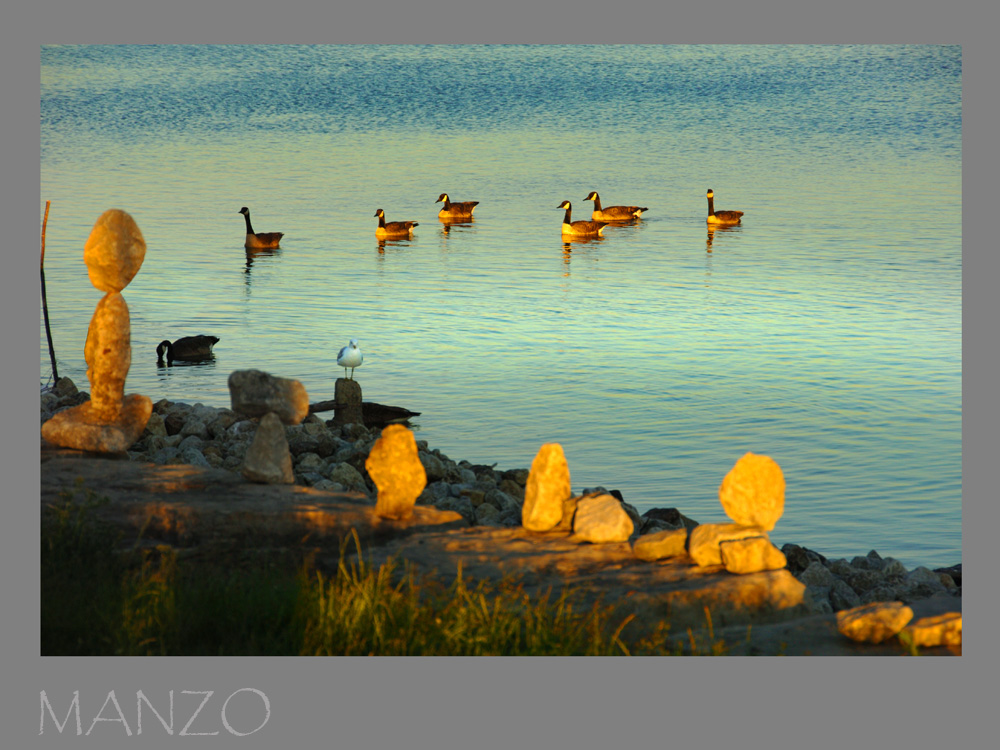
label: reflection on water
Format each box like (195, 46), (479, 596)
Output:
(705, 224), (743, 252)
(40, 44), (961, 568)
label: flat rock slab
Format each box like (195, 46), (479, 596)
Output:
(40, 447), (960, 655)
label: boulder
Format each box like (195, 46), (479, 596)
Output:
(241, 412), (294, 484)
(365, 424), (427, 520)
(688, 523), (768, 567)
(572, 494), (634, 544)
(522, 443), (571, 532)
(228, 370), (309, 425)
(836, 601), (914, 643)
(632, 528), (689, 561)
(718, 452), (785, 531)
(719, 536), (787, 574)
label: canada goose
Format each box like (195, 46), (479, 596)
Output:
(337, 338), (363, 380)
(374, 209), (418, 239)
(238, 207), (284, 249)
(156, 335), (219, 363)
(583, 191), (649, 222)
(557, 201), (609, 238)
(435, 193), (479, 220)
(706, 189), (744, 225)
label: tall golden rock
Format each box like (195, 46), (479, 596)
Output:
(41, 209), (151, 452)
(718, 452), (785, 531)
(366, 424), (427, 520)
(522, 443), (571, 532)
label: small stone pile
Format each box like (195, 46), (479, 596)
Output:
(41, 385), (962, 641)
(41, 209), (152, 453)
(628, 452), (790, 575)
(782, 544), (962, 613)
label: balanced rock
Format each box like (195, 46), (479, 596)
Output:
(836, 601), (914, 643)
(366, 424), (427, 520)
(900, 612), (962, 648)
(688, 523), (768, 567)
(228, 370), (309, 425)
(40, 210), (151, 453)
(633, 528), (689, 561)
(83, 208), (147, 293)
(719, 535), (788, 574)
(718, 452), (785, 531)
(522, 443), (571, 532)
(572, 493), (634, 543)
(241, 412), (294, 484)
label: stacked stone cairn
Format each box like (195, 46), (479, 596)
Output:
(41, 209), (152, 453)
(42, 383), (961, 647)
(228, 369), (310, 484)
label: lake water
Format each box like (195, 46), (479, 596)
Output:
(40, 45), (962, 569)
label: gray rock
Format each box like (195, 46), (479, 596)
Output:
(860, 585), (899, 605)
(241, 412), (294, 484)
(179, 446), (210, 468)
(798, 561), (838, 589)
(327, 462), (368, 493)
(296, 452), (325, 473)
(830, 578), (862, 611)
(475, 503), (503, 526)
(229, 369), (309, 425)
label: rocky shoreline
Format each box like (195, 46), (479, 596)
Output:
(40, 377), (961, 623)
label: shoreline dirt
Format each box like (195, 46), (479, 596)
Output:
(40, 442), (961, 656)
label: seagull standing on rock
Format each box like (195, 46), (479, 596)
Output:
(337, 339), (363, 380)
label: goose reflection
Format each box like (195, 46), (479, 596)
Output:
(440, 217), (476, 237)
(376, 237), (416, 254)
(705, 224), (743, 252)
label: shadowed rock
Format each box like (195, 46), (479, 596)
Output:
(332, 378), (364, 428)
(242, 412), (294, 484)
(228, 370), (309, 425)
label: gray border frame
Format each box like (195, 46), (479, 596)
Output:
(8, 2), (993, 749)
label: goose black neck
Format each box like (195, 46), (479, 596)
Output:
(377, 213), (387, 228)
(441, 196), (452, 210)
(707, 195), (715, 217)
(592, 195), (603, 212)
(242, 212), (255, 234)
(563, 205), (573, 224)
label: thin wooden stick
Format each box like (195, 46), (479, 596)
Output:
(40, 201), (59, 384)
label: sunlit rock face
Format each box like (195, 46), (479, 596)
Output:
(719, 535), (788, 574)
(688, 523), (768, 567)
(228, 370), (309, 425)
(522, 443), (571, 532)
(572, 493), (634, 543)
(83, 208), (146, 293)
(901, 612), (962, 647)
(41, 209), (151, 452)
(718, 452), (785, 531)
(242, 412), (295, 484)
(836, 601), (914, 643)
(632, 528), (689, 561)
(366, 424), (427, 520)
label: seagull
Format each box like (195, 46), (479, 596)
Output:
(337, 338), (363, 380)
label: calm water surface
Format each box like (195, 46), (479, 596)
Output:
(40, 45), (962, 568)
